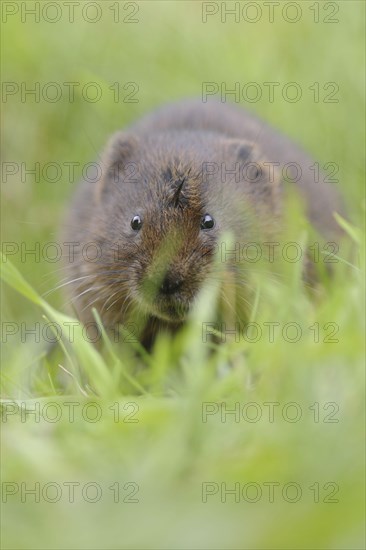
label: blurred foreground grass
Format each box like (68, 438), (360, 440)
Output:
(1, 2), (365, 549)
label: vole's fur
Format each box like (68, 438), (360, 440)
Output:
(62, 99), (343, 347)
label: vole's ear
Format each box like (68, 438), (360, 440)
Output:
(223, 139), (257, 164)
(223, 138), (282, 214)
(97, 132), (139, 200)
(102, 131), (139, 179)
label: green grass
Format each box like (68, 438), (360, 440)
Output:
(1, 2), (365, 549)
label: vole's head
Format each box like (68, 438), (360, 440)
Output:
(94, 131), (281, 324)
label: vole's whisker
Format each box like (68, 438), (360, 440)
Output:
(42, 275), (99, 297)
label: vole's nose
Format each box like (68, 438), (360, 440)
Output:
(160, 274), (183, 295)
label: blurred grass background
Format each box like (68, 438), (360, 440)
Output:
(1, 1), (365, 549)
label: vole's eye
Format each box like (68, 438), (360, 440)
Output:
(201, 214), (215, 230)
(131, 215), (142, 231)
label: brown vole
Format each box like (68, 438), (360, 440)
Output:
(62, 99), (343, 347)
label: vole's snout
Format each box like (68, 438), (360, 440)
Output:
(159, 273), (184, 296)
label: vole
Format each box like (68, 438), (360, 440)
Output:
(62, 99), (343, 348)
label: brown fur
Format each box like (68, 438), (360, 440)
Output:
(61, 99), (343, 348)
